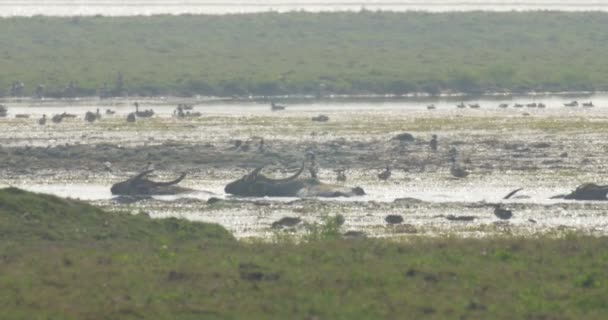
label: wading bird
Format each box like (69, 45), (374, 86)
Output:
(378, 166), (391, 181)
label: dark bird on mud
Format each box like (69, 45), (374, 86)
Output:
(430, 134), (438, 151)
(582, 101), (594, 107)
(498, 103), (509, 108)
(270, 102), (286, 111)
(336, 169), (347, 182)
(513, 103), (524, 108)
(84, 111), (96, 123)
(488, 188), (523, 220)
(450, 156), (469, 178)
(456, 102), (466, 109)
(38, 114), (46, 125)
(126, 113), (136, 123)
(378, 166), (391, 181)
(427, 104), (436, 110)
(493, 204), (513, 220)
(468, 103), (481, 109)
(537, 103), (546, 108)
(105, 109), (115, 115)
(385, 214), (404, 224)
(271, 217), (302, 229)
(312, 114), (329, 122)
(564, 100), (578, 107)
(52, 113), (67, 123)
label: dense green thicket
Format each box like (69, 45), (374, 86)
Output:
(1, 188), (608, 319)
(1, 12), (608, 97)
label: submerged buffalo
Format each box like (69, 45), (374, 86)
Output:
(225, 163), (365, 198)
(111, 170), (191, 196)
(551, 183), (608, 201)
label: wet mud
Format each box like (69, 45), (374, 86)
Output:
(2, 96), (608, 238)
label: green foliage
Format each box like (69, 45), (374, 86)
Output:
(0, 187), (234, 243)
(304, 214), (344, 242)
(2, 12), (608, 97)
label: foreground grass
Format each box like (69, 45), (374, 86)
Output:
(1, 188), (607, 319)
(1, 12), (608, 97)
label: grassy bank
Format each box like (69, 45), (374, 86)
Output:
(1, 12), (608, 97)
(1, 188), (607, 319)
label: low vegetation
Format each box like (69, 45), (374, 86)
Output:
(1, 188), (607, 319)
(1, 12), (608, 97)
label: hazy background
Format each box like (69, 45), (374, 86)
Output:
(1, 0), (608, 16)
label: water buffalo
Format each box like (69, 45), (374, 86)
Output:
(551, 183), (608, 201)
(225, 163), (365, 198)
(111, 170), (191, 196)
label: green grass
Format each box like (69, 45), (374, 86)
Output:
(0, 187), (233, 242)
(1, 12), (608, 97)
(1, 188), (608, 319)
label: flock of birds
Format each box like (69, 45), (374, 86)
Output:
(1, 99), (600, 125)
(329, 134), (467, 184)
(427, 100), (595, 110)
(2, 102), (159, 125)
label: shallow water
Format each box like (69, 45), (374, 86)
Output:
(2, 1), (608, 16)
(2, 95), (608, 238)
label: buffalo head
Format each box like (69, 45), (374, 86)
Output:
(224, 163), (306, 197)
(225, 162), (365, 198)
(111, 170), (189, 196)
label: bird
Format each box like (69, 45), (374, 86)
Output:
(427, 104), (436, 110)
(51, 113), (65, 123)
(38, 114), (47, 125)
(498, 103), (509, 108)
(306, 152), (318, 179)
(384, 214), (404, 224)
(449, 156), (469, 178)
(105, 109), (116, 115)
(270, 102), (286, 111)
(582, 101), (594, 107)
(493, 204), (513, 220)
(126, 113), (136, 123)
(456, 102), (466, 109)
(488, 188), (523, 220)
(378, 166), (391, 180)
(84, 111), (96, 123)
(271, 217), (301, 229)
(430, 134), (438, 151)
(336, 169), (346, 182)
